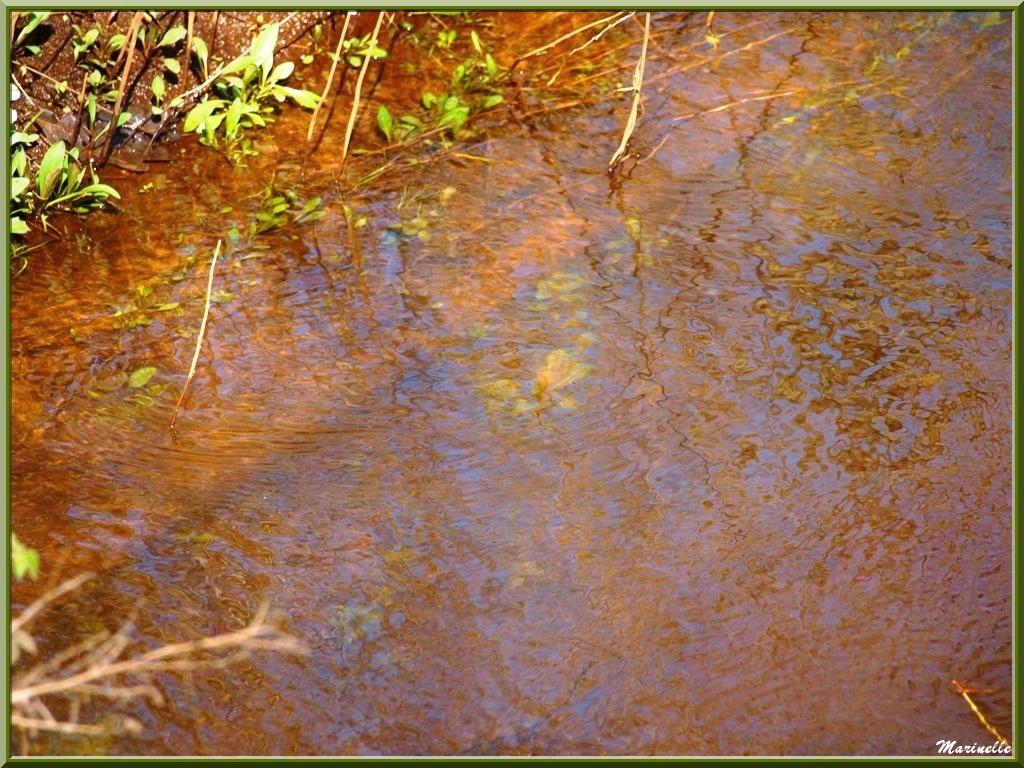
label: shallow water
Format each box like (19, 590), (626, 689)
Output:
(10, 11), (1012, 756)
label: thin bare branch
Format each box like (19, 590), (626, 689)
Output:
(12, 603), (304, 706)
(12, 715), (109, 736)
(672, 87), (802, 124)
(73, 682), (164, 705)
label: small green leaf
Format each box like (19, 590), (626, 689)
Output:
(250, 22), (279, 73)
(163, 57), (181, 75)
(192, 37), (209, 76)
(14, 11), (49, 47)
(184, 99), (226, 133)
(11, 176), (30, 199)
(276, 86), (320, 109)
(152, 74), (165, 101)
(37, 141), (67, 199)
(11, 534), (40, 581)
(439, 105), (469, 129)
(225, 97), (243, 139)
(269, 60), (294, 83)
(377, 105), (393, 141)
(159, 25), (187, 48)
(11, 132), (38, 147)
(128, 366), (157, 388)
(47, 183), (120, 208)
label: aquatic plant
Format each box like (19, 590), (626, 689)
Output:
(12, 136), (121, 235)
(375, 26), (504, 144)
(180, 22), (320, 162)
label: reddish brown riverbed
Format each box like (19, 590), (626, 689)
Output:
(9, 11), (1012, 756)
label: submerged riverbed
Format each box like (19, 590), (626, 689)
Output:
(10, 11), (1012, 756)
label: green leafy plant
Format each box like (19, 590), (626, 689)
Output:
(249, 183), (325, 236)
(376, 26), (504, 144)
(12, 139), (121, 234)
(337, 32), (389, 68)
(180, 22), (320, 161)
(10, 117), (39, 236)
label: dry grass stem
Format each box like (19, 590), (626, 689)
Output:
(307, 11), (353, 143)
(170, 239), (220, 429)
(952, 679), (1009, 746)
(515, 11), (629, 64)
(340, 11), (385, 172)
(609, 12), (650, 169)
(672, 87), (802, 124)
(568, 11), (634, 56)
(100, 11), (143, 168)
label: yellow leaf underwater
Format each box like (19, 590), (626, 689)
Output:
(535, 348), (591, 395)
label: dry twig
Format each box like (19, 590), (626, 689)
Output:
(11, 576), (306, 744)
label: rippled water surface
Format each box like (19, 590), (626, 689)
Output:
(10, 11), (1012, 756)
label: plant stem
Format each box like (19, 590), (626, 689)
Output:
(306, 12), (352, 143)
(609, 12), (650, 169)
(340, 10), (385, 173)
(170, 240), (220, 429)
(100, 11), (144, 168)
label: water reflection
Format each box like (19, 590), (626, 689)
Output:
(11, 11), (1010, 756)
